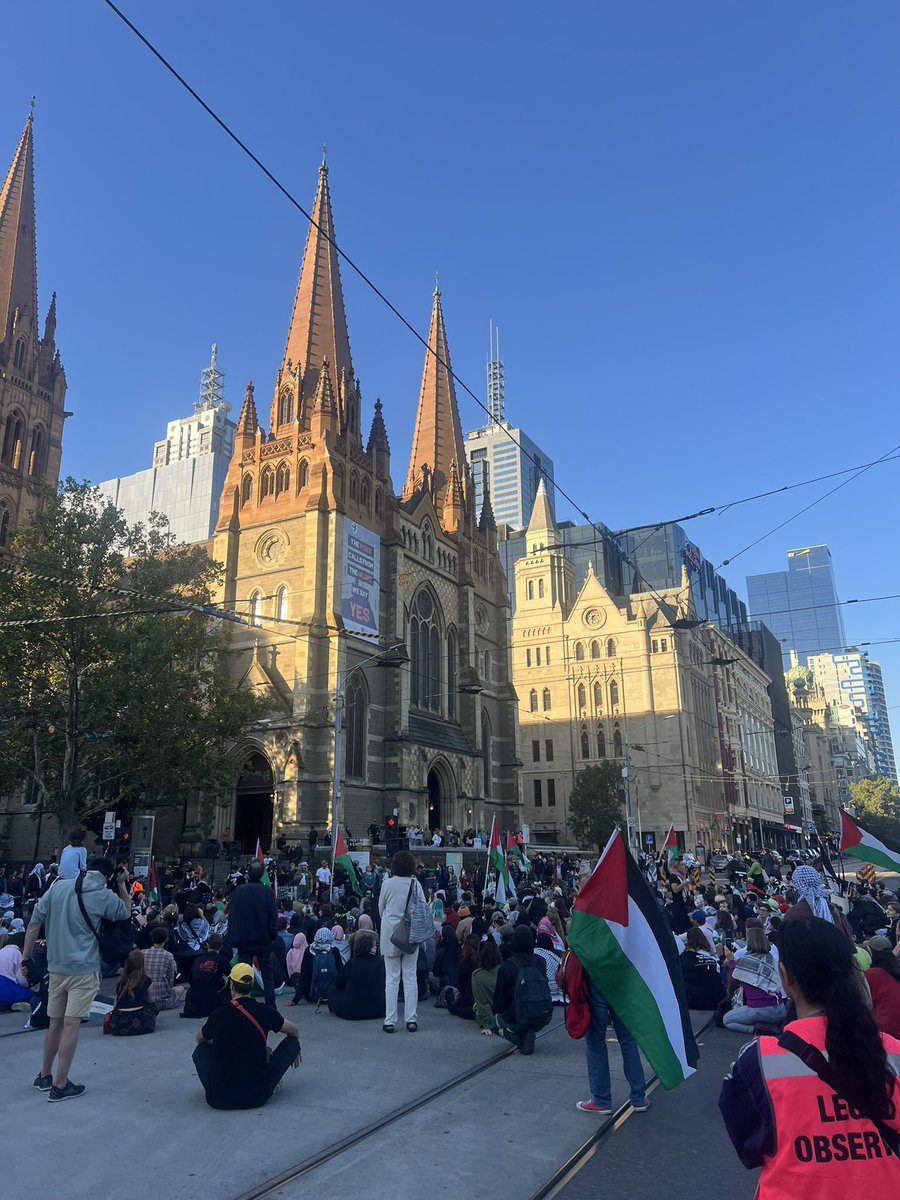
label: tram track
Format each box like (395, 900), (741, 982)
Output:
(231, 1018), (568, 1200)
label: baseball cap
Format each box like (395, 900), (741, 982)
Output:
(690, 909), (707, 923)
(229, 963), (255, 986)
(865, 935), (892, 956)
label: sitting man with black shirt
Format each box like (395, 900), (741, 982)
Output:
(192, 962), (300, 1109)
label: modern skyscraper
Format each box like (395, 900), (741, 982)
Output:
(0, 113), (67, 554)
(464, 329), (555, 529)
(747, 545), (847, 670)
(807, 650), (897, 784)
(96, 346), (236, 544)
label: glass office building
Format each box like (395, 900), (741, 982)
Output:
(808, 650), (897, 784)
(465, 421), (555, 531)
(746, 545), (847, 671)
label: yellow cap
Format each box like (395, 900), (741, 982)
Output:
(229, 963), (255, 986)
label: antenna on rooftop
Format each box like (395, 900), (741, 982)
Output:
(487, 320), (505, 425)
(197, 343), (229, 412)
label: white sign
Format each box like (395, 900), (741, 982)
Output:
(102, 813), (116, 841)
(522, 824), (530, 845)
(341, 519), (381, 637)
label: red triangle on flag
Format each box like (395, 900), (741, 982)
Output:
(664, 825), (677, 850)
(840, 809), (863, 851)
(334, 827), (350, 858)
(574, 829), (629, 927)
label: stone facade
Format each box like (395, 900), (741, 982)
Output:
(0, 115), (66, 556)
(200, 162), (519, 852)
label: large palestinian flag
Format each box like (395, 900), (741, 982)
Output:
(568, 828), (699, 1090)
(334, 827), (362, 896)
(840, 810), (900, 872)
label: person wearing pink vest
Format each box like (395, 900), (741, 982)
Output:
(720, 916), (900, 1197)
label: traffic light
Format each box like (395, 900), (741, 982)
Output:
(385, 815), (397, 831)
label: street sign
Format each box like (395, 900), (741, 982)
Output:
(102, 812), (116, 841)
(627, 817), (636, 827)
(645, 834), (653, 844)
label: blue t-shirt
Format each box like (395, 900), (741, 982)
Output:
(57, 845), (87, 879)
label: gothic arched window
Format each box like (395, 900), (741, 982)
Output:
(241, 474), (253, 505)
(447, 627), (458, 719)
(279, 388), (294, 426)
(607, 638), (617, 658)
(0, 501), (9, 548)
(577, 682), (586, 709)
(410, 588), (442, 712)
(360, 477), (370, 510)
(375, 488), (383, 515)
(590, 640), (600, 659)
(13, 338), (25, 370)
(594, 682), (603, 709)
(609, 680), (619, 708)
(1, 412), (25, 470)
(249, 590), (263, 627)
(613, 726), (623, 757)
(276, 586), (289, 622)
(345, 674), (368, 779)
(275, 462), (290, 495)
(538, 578), (545, 599)
(482, 712), (493, 798)
(483, 649), (492, 683)
(575, 642), (585, 662)
(542, 687), (552, 712)
(260, 467), (275, 499)
(527, 580), (534, 600)
(349, 471), (358, 501)
(529, 689), (538, 712)
(597, 726), (606, 757)
(581, 725), (590, 758)
(27, 427), (43, 476)
(298, 459), (310, 489)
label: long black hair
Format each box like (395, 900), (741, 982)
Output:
(780, 918), (894, 1120)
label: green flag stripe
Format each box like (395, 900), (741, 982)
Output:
(569, 910), (688, 1089)
(850, 842), (900, 872)
(335, 852), (362, 895)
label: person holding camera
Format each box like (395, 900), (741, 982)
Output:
(21, 855), (131, 1101)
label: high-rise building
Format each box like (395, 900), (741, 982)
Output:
(463, 331), (555, 529)
(0, 113), (67, 555)
(747, 545), (847, 670)
(807, 650), (897, 783)
(96, 346), (236, 544)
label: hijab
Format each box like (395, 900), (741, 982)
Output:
(286, 933), (308, 976)
(357, 914), (374, 931)
(332, 924), (351, 963)
(791, 865), (834, 923)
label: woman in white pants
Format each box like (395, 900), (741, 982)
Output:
(379, 850), (426, 1032)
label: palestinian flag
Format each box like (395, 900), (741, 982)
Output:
(488, 817), (515, 903)
(148, 858), (159, 904)
(568, 828), (699, 1090)
(507, 831), (530, 872)
(840, 810), (900, 873)
(663, 825), (678, 871)
(334, 827), (362, 896)
(255, 838), (276, 897)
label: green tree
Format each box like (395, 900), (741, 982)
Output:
(848, 777), (900, 848)
(568, 763), (625, 852)
(0, 480), (265, 837)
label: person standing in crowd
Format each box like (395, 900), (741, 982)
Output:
(720, 917), (900, 1191)
(22, 855), (131, 1100)
(864, 936), (900, 1039)
(227, 860), (277, 1008)
(192, 963), (300, 1109)
(378, 849), (426, 1033)
(575, 961), (649, 1114)
(57, 828), (87, 880)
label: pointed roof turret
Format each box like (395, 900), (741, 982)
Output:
(236, 380), (259, 436)
(366, 398), (390, 456)
(43, 290), (56, 345)
(479, 473), (496, 534)
(281, 160), (353, 405)
(403, 285), (467, 513)
(525, 477), (557, 552)
(311, 358), (337, 415)
(442, 458), (466, 534)
(0, 113), (38, 345)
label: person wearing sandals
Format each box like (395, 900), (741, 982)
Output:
(378, 849), (426, 1032)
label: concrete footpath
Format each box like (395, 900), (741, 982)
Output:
(0, 996), (739, 1199)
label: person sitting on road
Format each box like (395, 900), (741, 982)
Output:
(0, 930), (33, 1011)
(143, 925), (182, 1012)
(680, 925), (726, 1011)
(108, 950), (158, 1036)
(491, 924), (546, 1054)
(192, 963), (300, 1109)
(328, 930), (386, 1021)
(534, 931), (565, 1005)
(865, 935), (900, 1039)
(446, 935), (479, 1020)
(472, 938), (501, 1035)
(287, 932), (310, 1005)
(722, 925), (786, 1035)
(181, 933), (230, 1019)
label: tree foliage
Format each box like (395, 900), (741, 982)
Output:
(0, 480), (265, 836)
(568, 763), (625, 852)
(848, 777), (900, 848)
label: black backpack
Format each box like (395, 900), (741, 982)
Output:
(75, 873), (135, 968)
(513, 961), (553, 1029)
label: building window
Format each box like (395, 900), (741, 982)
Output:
(482, 712), (493, 798)
(447, 628), (458, 718)
(609, 680), (619, 708)
(279, 388), (294, 426)
(581, 725), (590, 758)
(591, 640), (600, 659)
(27, 427), (43, 476)
(249, 591), (262, 627)
(613, 726), (623, 757)
(260, 467), (275, 499)
(298, 459), (310, 489)
(545, 645), (551, 665)
(542, 688), (551, 712)
(575, 642), (585, 662)
(597, 726), (606, 757)
(13, 338), (26, 369)
(545, 739), (553, 761)
(345, 674), (367, 779)
(547, 779), (556, 807)
(533, 779), (543, 807)
(410, 588), (441, 712)
(275, 462), (291, 495)
(1, 412), (25, 470)
(276, 586), (289, 622)
(651, 639), (658, 653)
(334, 465), (344, 498)
(526, 648), (532, 668)
(607, 638), (617, 658)
(660, 638), (668, 652)
(241, 474), (253, 505)
(375, 487), (383, 514)
(529, 689), (538, 712)
(593, 682), (603, 709)
(349, 472), (358, 501)
(538, 579), (545, 599)
(536, 647), (542, 666)
(482, 649), (492, 682)
(527, 580), (534, 600)
(532, 739), (540, 763)
(0, 501), (9, 548)
(360, 478), (370, 510)
(577, 682), (586, 709)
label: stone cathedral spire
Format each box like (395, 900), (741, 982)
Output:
(0, 112), (38, 348)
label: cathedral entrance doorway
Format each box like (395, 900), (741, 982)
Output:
(234, 752), (274, 854)
(426, 763), (452, 833)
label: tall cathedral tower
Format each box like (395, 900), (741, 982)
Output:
(208, 161), (519, 855)
(0, 113), (67, 553)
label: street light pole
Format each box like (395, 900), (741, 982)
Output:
(621, 746), (637, 855)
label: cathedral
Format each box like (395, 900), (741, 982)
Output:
(0, 114), (66, 555)
(207, 159), (520, 851)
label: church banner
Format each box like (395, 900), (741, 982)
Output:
(341, 518), (381, 637)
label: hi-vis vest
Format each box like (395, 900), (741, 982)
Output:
(757, 1016), (900, 1198)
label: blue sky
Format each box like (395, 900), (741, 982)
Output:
(4, 2), (900, 728)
